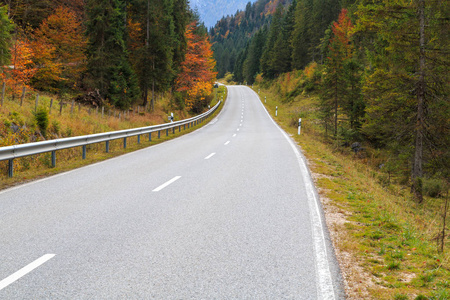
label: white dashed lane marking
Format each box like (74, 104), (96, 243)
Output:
(152, 176), (182, 192)
(204, 153), (216, 160)
(0, 254), (55, 291)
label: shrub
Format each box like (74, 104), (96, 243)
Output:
(34, 107), (49, 138)
(394, 294), (408, 300)
(423, 177), (446, 198)
(50, 120), (60, 135)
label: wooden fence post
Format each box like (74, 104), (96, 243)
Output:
(35, 94), (39, 112)
(78, 102), (81, 113)
(49, 98), (53, 114)
(59, 99), (64, 115)
(20, 86), (26, 106)
(1, 82), (5, 106)
(102, 106), (104, 118)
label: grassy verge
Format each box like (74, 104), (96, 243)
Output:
(0, 86), (227, 190)
(253, 84), (449, 300)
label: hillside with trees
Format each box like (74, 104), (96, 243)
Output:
(192, 0), (256, 28)
(0, 0), (216, 112)
(210, 0), (292, 78)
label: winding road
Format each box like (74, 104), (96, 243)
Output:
(0, 86), (344, 299)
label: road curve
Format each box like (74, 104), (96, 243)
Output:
(0, 86), (344, 299)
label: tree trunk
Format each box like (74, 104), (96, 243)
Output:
(147, 0), (150, 47)
(334, 78), (338, 138)
(412, 0), (426, 203)
(142, 87), (148, 107)
(151, 60), (155, 111)
(151, 78), (154, 112)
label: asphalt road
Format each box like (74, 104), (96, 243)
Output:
(0, 86), (344, 299)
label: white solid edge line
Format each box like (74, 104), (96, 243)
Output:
(252, 88), (336, 300)
(224, 141), (230, 145)
(204, 153), (216, 160)
(0, 254), (55, 291)
(152, 176), (181, 192)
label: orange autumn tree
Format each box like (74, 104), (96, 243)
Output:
(175, 21), (217, 112)
(6, 37), (36, 99)
(32, 6), (87, 92)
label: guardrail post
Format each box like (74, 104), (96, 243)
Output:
(158, 131), (161, 138)
(137, 135), (141, 144)
(184, 124), (186, 130)
(166, 129), (169, 136)
(106, 141), (110, 153)
(8, 159), (13, 178)
(179, 125), (181, 132)
(123, 137), (127, 149)
(51, 151), (56, 168)
(82, 145), (87, 159)
(148, 132), (151, 141)
(172, 127), (175, 134)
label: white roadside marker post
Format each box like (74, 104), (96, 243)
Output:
(276, 106), (278, 116)
(298, 118), (302, 135)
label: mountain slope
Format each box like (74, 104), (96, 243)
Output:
(209, 0), (292, 78)
(192, 0), (257, 28)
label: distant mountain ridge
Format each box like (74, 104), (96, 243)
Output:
(209, 0), (291, 78)
(192, 0), (257, 28)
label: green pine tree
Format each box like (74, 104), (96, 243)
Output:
(260, 4), (284, 79)
(357, 0), (449, 202)
(243, 25), (268, 84)
(291, 0), (313, 70)
(0, 5), (14, 77)
(85, 0), (140, 109)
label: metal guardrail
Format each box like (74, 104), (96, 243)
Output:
(1, 101), (221, 177)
